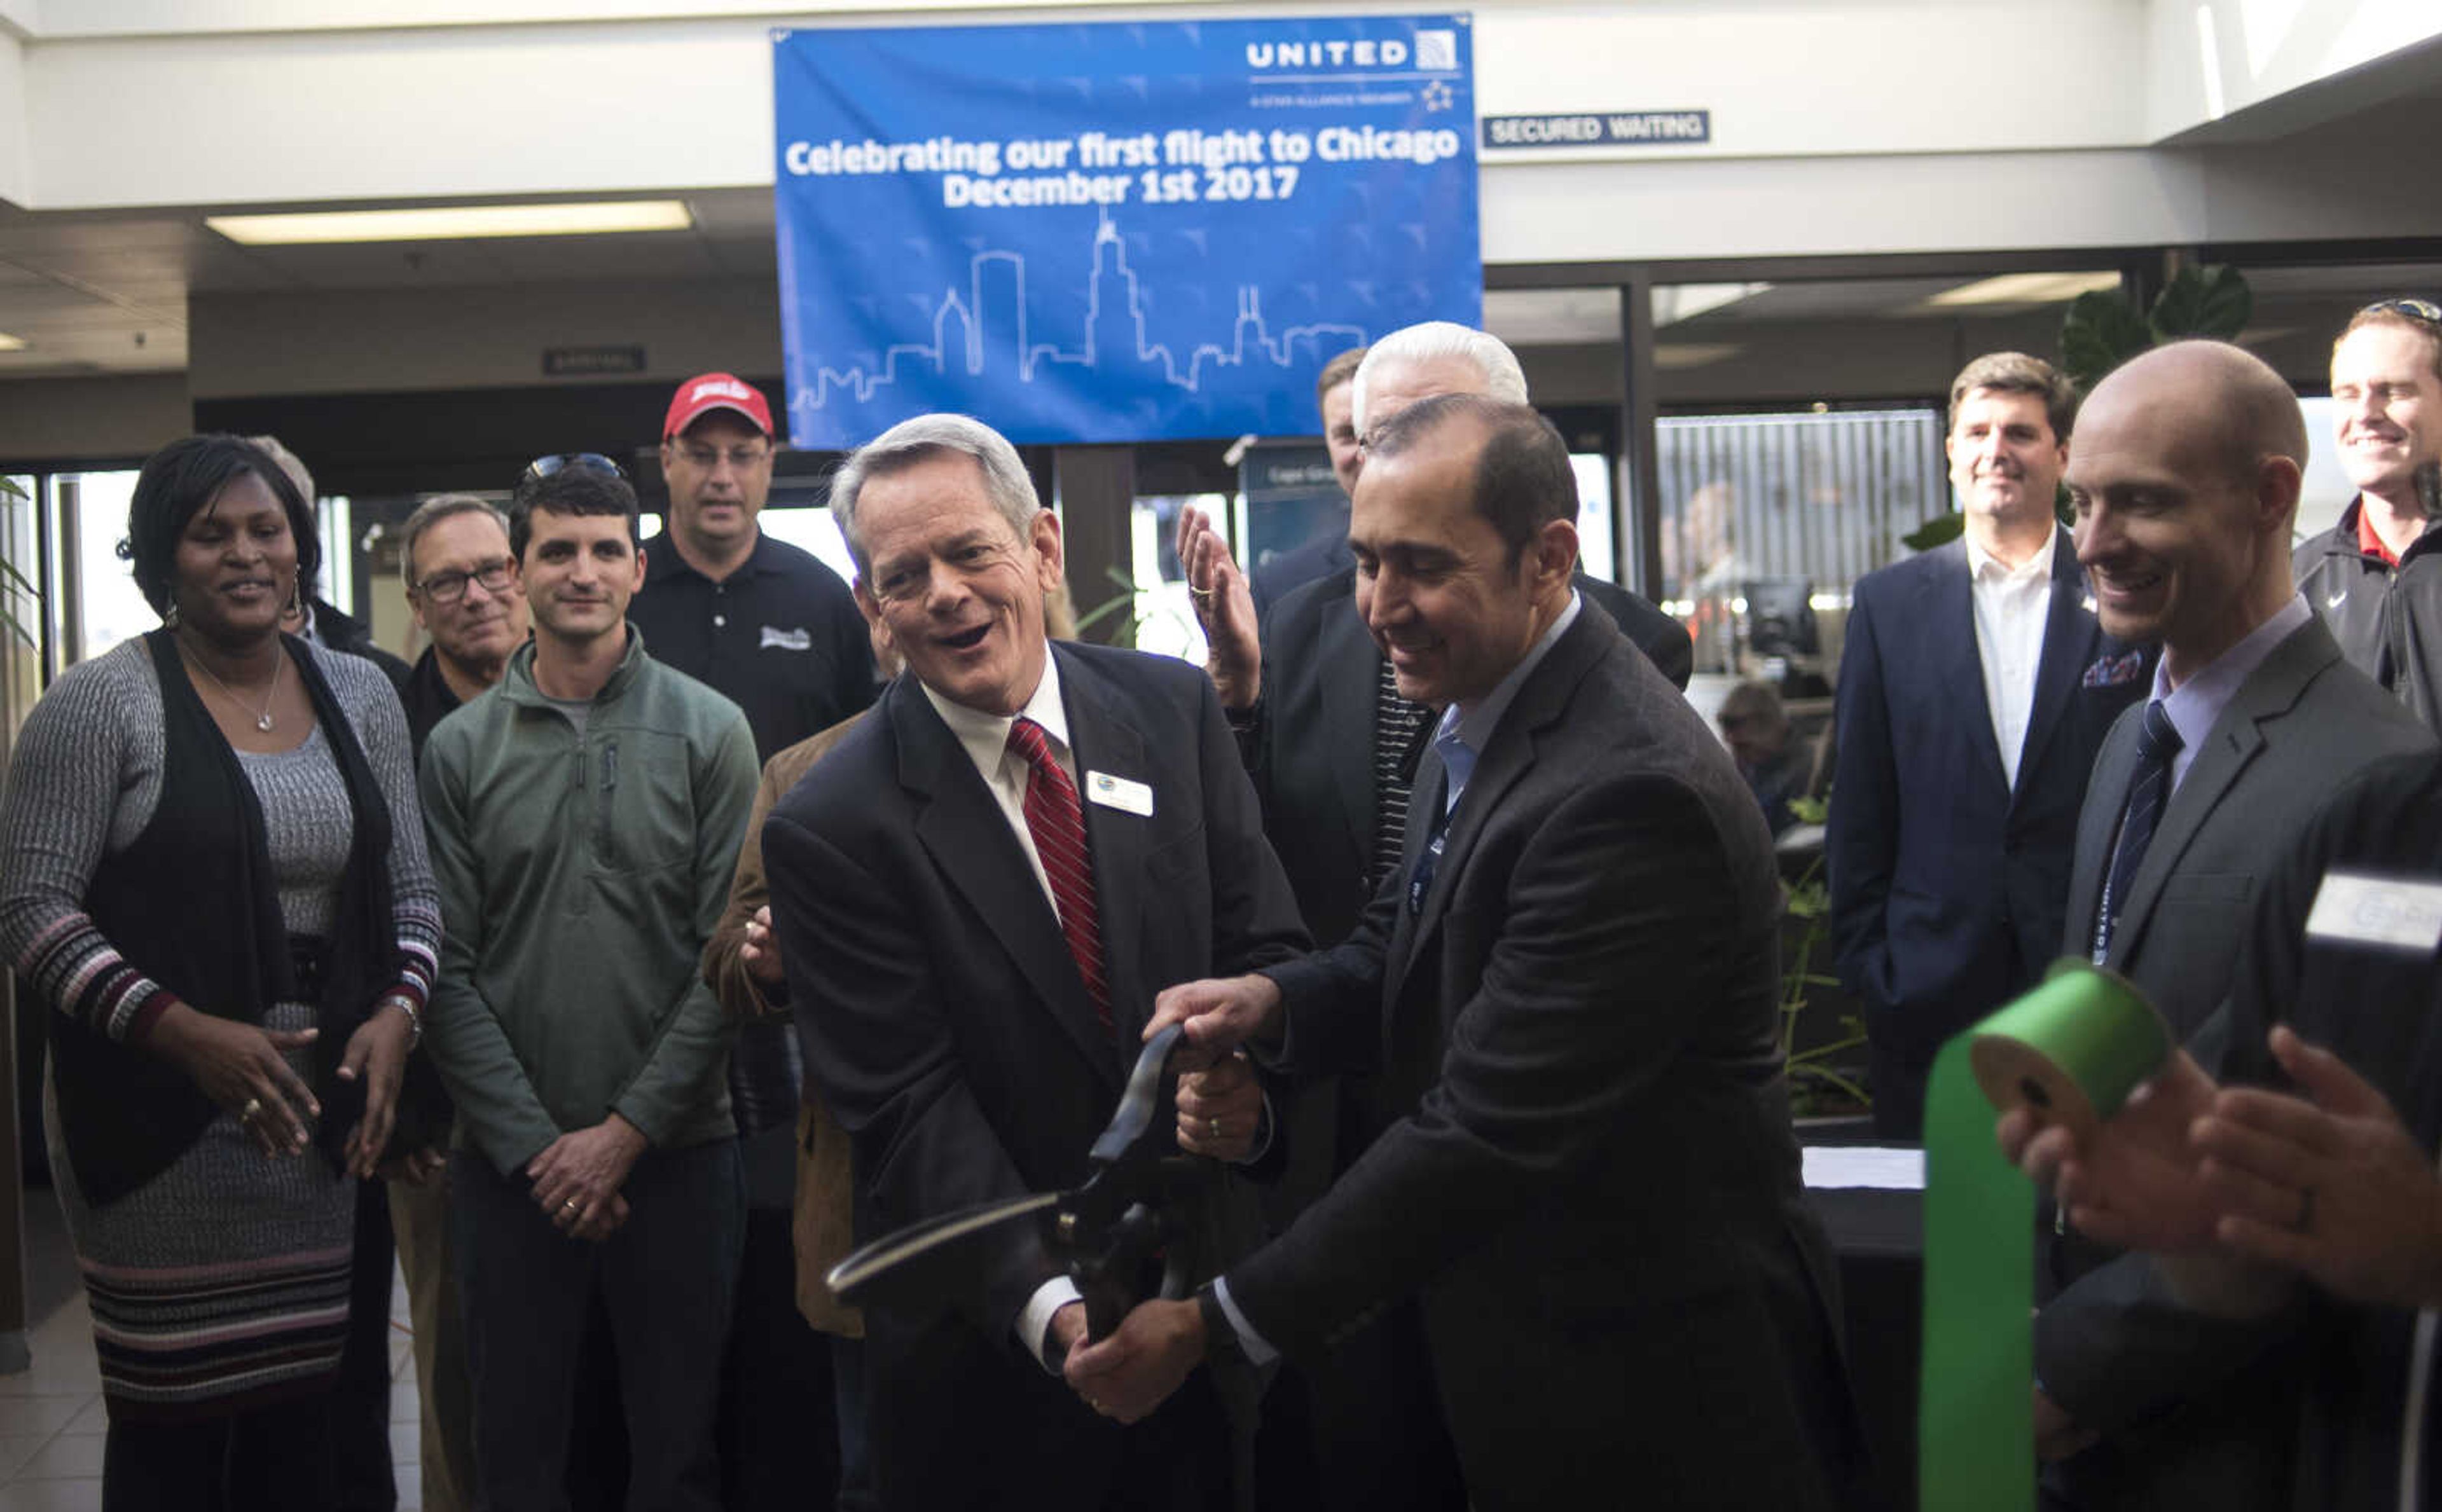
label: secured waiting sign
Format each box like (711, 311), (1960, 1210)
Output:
(771, 17), (1480, 450)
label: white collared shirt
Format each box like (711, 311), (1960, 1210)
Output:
(1967, 531), (2056, 792)
(921, 654), (1077, 923)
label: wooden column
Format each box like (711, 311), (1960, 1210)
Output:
(1054, 446), (1138, 647)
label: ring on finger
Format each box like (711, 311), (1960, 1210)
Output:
(1208, 1117), (1224, 1141)
(1188, 585), (1213, 599)
(239, 1097), (265, 1122)
(562, 1197), (580, 1214)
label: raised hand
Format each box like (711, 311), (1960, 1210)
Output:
(1174, 504), (1260, 710)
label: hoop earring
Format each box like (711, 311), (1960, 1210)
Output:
(163, 597), (181, 629)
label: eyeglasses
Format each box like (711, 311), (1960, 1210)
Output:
(523, 453), (629, 486)
(413, 558), (516, 604)
(2359, 297), (2442, 326)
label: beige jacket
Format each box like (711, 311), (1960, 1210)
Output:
(701, 712), (867, 1338)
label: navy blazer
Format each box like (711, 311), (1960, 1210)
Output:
(1827, 532), (2148, 1125)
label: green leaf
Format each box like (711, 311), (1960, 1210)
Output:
(2060, 288), (2153, 393)
(1902, 511), (1965, 553)
(2149, 264), (2252, 344)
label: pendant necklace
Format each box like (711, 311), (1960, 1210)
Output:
(190, 646), (284, 732)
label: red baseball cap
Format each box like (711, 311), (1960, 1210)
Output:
(663, 373), (774, 439)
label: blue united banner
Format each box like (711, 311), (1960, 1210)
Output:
(772, 16), (1480, 449)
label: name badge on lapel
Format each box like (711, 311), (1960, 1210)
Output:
(1084, 771), (1153, 817)
(2304, 870), (2442, 954)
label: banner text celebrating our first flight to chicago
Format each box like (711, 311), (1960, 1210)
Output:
(782, 125), (1466, 209)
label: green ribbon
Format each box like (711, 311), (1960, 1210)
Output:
(1919, 960), (2172, 1511)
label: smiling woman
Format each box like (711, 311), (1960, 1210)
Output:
(0, 434), (441, 1509)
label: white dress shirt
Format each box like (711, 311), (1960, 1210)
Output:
(921, 654), (1077, 922)
(1967, 530), (2056, 792)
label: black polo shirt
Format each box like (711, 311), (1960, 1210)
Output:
(629, 530), (875, 762)
(389, 646), (464, 764)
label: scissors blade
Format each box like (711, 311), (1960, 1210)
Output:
(825, 1191), (1061, 1315)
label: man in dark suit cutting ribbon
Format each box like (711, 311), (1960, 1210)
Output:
(1068, 394), (1872, 1511)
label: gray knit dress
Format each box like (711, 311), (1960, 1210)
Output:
(0, 636), (441, 1417)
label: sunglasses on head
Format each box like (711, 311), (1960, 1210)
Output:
(521, 453), (630, 486)
(2359, 297), (2442, 326)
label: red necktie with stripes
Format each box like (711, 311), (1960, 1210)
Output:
(1006, 717), (1112, 1033)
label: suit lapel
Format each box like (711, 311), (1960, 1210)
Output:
(2111, 622), (2331, 965)
(1382, 612), (1608, 1009)
(895, 678), (1121, 1090)
(1058, 649), (1150, 1056)
(2016, 528), (2096, 805)
(1930, 542), (2011, 795)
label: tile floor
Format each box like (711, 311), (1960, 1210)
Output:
(0, 1191), (426, 1511)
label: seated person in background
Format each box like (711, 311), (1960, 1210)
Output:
(1717, 679), (1814, 835)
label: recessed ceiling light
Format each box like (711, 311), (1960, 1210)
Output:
(206, 200), (694, 245)
(0, 333), (25, 352)
(1926, 272), (2123, 307)
(1653, 343), (1741, 369)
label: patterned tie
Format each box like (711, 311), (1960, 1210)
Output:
(1369, 658), (1432, 890)
(1007, 717), (1111, 1033)
(2092, 701), (2183, 964)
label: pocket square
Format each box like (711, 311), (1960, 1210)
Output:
(2083, 650), (2142, 689)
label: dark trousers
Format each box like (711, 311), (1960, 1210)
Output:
(335, 1175), (401, 1511)
(102, 1395), (335, 1512)
(830, 1335), (878, 1512)
(451, 1141), (745, 1512)
(715, 1204), (838, 1511)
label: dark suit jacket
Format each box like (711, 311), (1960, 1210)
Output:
(761, 643), (1307, 1508)
(1224, 608), (1870, 1511)
(1252, 568), (1692, 947)
(1250, 528), (1351, 622)
(1828, 532), (2148, 1134)
(2036, 614), (2434, 1509)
